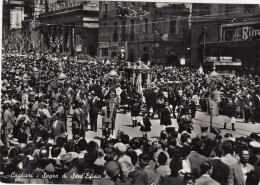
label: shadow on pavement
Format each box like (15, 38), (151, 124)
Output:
(122, 125), (135, 127)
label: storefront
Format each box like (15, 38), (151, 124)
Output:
(98, 42), (127, 61)
(38, 1), (99, 56)
(197, 21), (260, 73)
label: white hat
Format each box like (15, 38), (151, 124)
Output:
(250, 141), (260, 148)
(58, 73), (67, 80)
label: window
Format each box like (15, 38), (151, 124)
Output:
(132, 2), (135, 6)
(113, 22), (118, 42)
(131, 20), (134, 33)
(105, 3), (108, 13)
(102, 48), (108, 56)
(144, 19), (148, 33)
(143, 2), (148, 11)
(122, 20), (126, 34)
(103, 4), (108, 18)
(114, 22), (117, 33)
(244, 5), (255, 13)
(170, 20), (176, 33)
(226, 5), (236, 14)
(111, 52), (117, 57)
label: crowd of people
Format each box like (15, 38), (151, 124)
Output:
(1, 51), (260, 184)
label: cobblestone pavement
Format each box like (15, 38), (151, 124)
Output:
(67, 108), (260, 145)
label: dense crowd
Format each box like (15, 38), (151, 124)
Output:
(1, 51), (260, 184)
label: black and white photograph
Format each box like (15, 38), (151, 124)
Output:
(1, 0), (260, 184)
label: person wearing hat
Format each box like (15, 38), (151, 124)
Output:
(114, 142), (135, 179)
(160, 100), (172, 131)
(242, 92), (255, 124)
(197, 125), (216, 140)
(89, 92), (100, 132)
(101, 97), (114, 137)
(93, 161), (130, 185)
(130, 89), (142, 128)
(223, 97), (237, 131)
(3, 103), (15, 147)
(144, 85), (157, 118)
(62, 156), (83, 184)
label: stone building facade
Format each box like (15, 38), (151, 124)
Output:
(99, 2), (191, 65)
(191, 4), (260, 72)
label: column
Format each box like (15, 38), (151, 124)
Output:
(147, 73), (151, 87)
(133, 70), (136, 85)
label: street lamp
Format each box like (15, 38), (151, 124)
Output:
(203, 26), (207, 63)
(209, 103), (214, 133)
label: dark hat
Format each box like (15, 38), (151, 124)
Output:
(200, 126), (208, 132)
(105, 161), (120, 177)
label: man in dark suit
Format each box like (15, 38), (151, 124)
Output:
(89, 92), (100, 132)
(243, 93), (255, 124)
(188, 138), (208, 179)
(144, 87), (157, 117)
(195, 161), (220, 185)
(210, 147), (233, 185)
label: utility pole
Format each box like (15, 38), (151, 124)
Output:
(203, 26), (207, 63)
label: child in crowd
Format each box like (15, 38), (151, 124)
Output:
(138, 112), (152, 138)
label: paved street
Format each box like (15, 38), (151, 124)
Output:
(67, 108), (260, 145)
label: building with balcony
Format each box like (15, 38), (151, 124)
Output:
(191, 4), (260, 72)
(2, 0), (48, 52)
(38, 1), (99, 56)
(2, 0), (25, 51)
(99, 2), (191, 65)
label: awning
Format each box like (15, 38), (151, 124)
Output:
(203, 61), (242, 66)
(83, 17), (99, 22)
(83, 23), (99, 28)
(199, 40), (260, 48)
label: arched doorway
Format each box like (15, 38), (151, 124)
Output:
(88, 44), (97, 56)
(130, 49), (134, 62)
(142, 47), (149, 62)
(167, 50), (178, 65)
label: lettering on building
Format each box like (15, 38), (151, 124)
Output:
(222, 23), (260, 42)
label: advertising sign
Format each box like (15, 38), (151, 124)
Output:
(10, 7), (24, 29)
(119, 47), (125, 60)
(222, 23), (260, 42)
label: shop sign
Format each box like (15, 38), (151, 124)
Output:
(215, 62), (241, 66)
(220, 56), (232, 60)
(99, 42), (109, 48)
(76, 45), (82, 52)
(205, 56), (233, 62)
(205, 56), (218, 62)
(110, 43), (119, 51)
(119, 47), (125, 61)
(222, 23), (260, 42)
(48, 1), (98, 12)
(180, 58), (185, 65)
